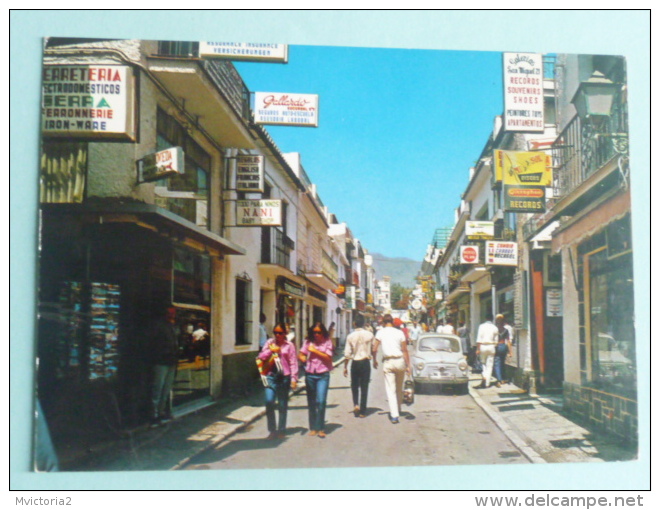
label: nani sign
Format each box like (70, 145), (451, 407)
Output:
(42, 65), (136, 141)
(503, 53), (544, 133)
(236, 200), (282, 226)
(254, 92), (319, 127)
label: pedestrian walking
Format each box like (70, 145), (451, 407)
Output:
(258, 313), (268, 349)
(475, 313), (499, 389)
(372, 313), (411, 424)
(457, 321), (470, 355)
(436, 319), (455, 335)
(299, 322), (334, 438)
(256, 322), (299, 440)
(149, 306), (179, 426)
(494, 314), (512, 387)
(409, 321), (423, 345)
(343, 315), (376, 418)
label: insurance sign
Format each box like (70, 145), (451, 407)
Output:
(254, 92), (319, 127)
(199, 42), (288, 63)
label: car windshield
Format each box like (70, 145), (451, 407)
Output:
(418, 337), (460, 353)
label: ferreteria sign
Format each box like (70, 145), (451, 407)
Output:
(486, 241), (518, 266)
(503, 53), (544, 133)
(465, 221), (494, 240)
(42, 65), (136, 141)
(254, 92), (319, 127)
(236, 155), (265, 192)
(199, 42), (288, 63)
(236, 199), (282, 226)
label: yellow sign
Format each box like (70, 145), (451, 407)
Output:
(494, 150), (552, 186)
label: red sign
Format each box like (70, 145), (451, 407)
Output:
(460, 245), (479, 264)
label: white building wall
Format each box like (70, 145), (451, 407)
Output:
(561, 245), (582, 385)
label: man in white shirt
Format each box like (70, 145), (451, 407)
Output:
(436, 319), (455, 335)
(475, 313), (499, 388)
(343, 315), (377, 417)
(372, 314), (411, 424)
(409, 321), (423, 344)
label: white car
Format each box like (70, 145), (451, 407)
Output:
(411, 333), (470, 394)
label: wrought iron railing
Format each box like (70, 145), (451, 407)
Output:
(261, 228), (294, 268)
(155, 42), (252, 123)
(202, 60), (252, 122)
(550, 113), (627, 209)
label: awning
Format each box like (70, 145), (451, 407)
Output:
(460, 266), (489, 284)
(303, 271), (337, 291)
(530, 220), (560, 249)
(42, 202), (246, 256)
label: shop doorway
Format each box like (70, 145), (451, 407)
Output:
(172, 308), (211, 408)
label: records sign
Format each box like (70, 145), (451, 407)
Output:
(199, 42), (288, 63)
(486, 241), (518, 266)
(236, 155), (265, 192)
(254, 92), (319, 127)
(495, 150), (552, 186)
(504, 185), (546, 212)
(503, 53), (544, 132)
(236, 200), (282, 226)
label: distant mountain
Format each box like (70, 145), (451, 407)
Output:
(369, 253), (421, 287)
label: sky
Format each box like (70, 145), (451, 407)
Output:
(235, 46), (504, 260)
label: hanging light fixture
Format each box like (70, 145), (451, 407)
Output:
(571, 70), (619, 120)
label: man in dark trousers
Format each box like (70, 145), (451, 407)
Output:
(343, 315), (376, 418)
(150, 306), (179, 425)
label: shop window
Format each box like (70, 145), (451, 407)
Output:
(586, 250), (636, 397)
(173, 248), (211, 307)
(544, 252), (562, 286)
(155, 108), (211, 228)
(235, 275), (253, 346)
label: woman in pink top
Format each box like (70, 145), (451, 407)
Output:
(299, 322), (334, 438)
(256, 322), (298, 440)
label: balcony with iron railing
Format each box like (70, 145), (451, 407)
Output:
(523, 84), (628, 240)
(156, 41), (252, 124)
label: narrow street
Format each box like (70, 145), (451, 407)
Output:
(183, 350), (529, 470)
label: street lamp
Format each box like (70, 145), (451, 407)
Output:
(571, 69), (629, 185)
(571, 70), (619, 120)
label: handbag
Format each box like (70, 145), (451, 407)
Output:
(403, 374), (415, 405)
